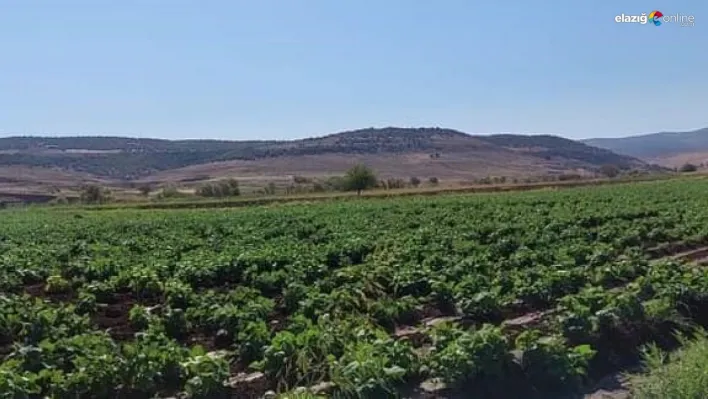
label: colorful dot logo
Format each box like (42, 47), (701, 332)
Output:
(649, 10), (664, 26)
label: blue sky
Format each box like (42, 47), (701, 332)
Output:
(0, 1), (706, 140)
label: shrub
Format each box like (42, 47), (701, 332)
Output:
(386, 178), (406, 189)
(264, 182), (277, 196)
(680, 163), (698, 173)
(312, 182), (326, 193)
(79, 185), (110, 204)
(196, 179), (240, 198)
(599, 164), (620, 178)
(409, 176), (421, 188)
(138, 185), (152, 196)
(293, 175), (311, 184)
(157, 185), (183, 199)
(428, 177), (439, 186)
(324, 176), (348, 191)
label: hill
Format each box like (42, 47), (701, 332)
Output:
(583, 127), (708, 166)
(0, 128), (649, 183)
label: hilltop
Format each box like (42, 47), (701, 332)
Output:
(584, 127), (708, 167)
(0, 128), (648, 187)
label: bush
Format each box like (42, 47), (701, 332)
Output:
(386, 178), (406, 190)
(293, 175), (311, 184)
(263, 182), (277, 196)
(324, 176), (348, 192)
(138, 185), (152, 196)
(79, 185), (110, 204)
(157, 185), (183, 199)
(196, 179), (240, 198)
(599, 164), (620, 178)
(680, 163), (698, 173)
(409, 176), (421, 188)
(312, 182), (326, 193)
(428, 177), (439, 186)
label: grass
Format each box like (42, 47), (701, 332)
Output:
(631, 330), (708, 398)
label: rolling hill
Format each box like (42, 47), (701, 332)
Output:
(0, 128), (650, 186)
(583, 127), (708, 166)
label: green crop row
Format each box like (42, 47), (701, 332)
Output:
(2, 179), (708, 398)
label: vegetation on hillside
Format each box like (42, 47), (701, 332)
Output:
(0, 128), (649, 179)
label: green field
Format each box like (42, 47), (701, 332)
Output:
(3, 179), (708, 398)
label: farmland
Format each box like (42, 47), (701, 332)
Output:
(3, 179), (708, 398)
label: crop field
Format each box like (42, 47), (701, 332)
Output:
(3, 179), (708, 398)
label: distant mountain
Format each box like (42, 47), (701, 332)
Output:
(583, 127), (708, 160)
(0, 128), (649, 181)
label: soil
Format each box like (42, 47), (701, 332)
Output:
(672, 246), (708, 263)
(646, 238), (708, 260)
(93, 293), (137, 341)
(24, 282), (76, 302)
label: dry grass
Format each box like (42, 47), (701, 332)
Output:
(134, 152), (557, 184)
(649, 151), (708, 168)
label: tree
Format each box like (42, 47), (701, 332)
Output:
(428, 177), (439, 186)
(680, 163), (698, 173)
(344, 164), (377, 195)
(599, 164), (620, 178)
(409, 176), (421, 188)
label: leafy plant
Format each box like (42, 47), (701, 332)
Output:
(45, 275), (71, 294)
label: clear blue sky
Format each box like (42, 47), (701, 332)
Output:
(1, 1), (706, 140)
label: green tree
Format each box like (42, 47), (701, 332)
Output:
(344, 164), (377, 195)
(409, 176), (421, 188)
(428, 176), (439, 186)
